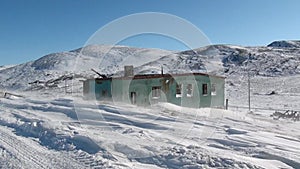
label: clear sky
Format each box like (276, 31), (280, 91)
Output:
(1, 0), (300, 65)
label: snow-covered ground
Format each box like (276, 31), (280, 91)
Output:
(1, 41), (300, 168)
(226, 74), (300, 111)
(0, 80), (299, 168)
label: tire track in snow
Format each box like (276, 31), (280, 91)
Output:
(0, 127), (48, 168)
(0, 98), (113, 168)
(0, 126), (85, 169)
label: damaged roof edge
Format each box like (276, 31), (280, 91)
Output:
(85, 73), (225, 81)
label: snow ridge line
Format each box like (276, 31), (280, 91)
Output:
(0, 126), (88, 169)
(69, 150), (113, 169)
(0, 127), (50, 168)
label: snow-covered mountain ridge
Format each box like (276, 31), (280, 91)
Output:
(1, 40), (300, 91)
(1, 41), (300, 168)
(0, 45), (174, 91)
(267, 40), (300, 48)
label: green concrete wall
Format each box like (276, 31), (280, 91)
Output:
(83, 79), (112, 100)
(110, 75), (225, 108)
(95, 79), (112, 100)
(83, 80), (96, 99)
(83, 74), (225, 108)
(210, 77), (225, 108)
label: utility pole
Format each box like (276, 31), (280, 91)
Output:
(248, 68), (251, 112)
(247, 53), (252, 112)
(65, 79), (67, 94)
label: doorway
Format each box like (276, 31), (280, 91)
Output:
(130, 92), (136, 104)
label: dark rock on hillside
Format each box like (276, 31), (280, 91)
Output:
(267, 40), (300, 48)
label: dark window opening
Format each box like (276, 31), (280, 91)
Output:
(187, 84), (193, 97)
(202, 84), (208, 95)
(211, 84), (216, 95)
(96, 80), (102, 84)
(152, 86), (161, 98)
(130, 92), (136, 104)
(83, 81), (89, 94)
(102, 90), (107, 97)
(176, 83), (182, 97)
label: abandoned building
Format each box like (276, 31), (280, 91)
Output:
(83, 66), (225, 108)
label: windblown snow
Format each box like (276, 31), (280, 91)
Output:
(0, 40), (300, 169)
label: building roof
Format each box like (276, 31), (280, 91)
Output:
(115, 73), (225, 80)
(86, 73), (225, 81)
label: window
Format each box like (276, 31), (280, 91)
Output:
(202, 84), (208, 95)
(83, 81), (89, 94)
(130, 92), (136, 104)
(186, 84), (193, 97)
(211, 84), (217, 95)
(102, 90), (107, 97)
(176, 83), (182, 97)
(152, 86), (161, 98)
(95, 80), (102, 84)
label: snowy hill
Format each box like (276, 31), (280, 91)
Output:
(0, 90), (299, 168)
(0, 45), (173, 91)
(267, 40), (300, 48)
(1, 40), (300, 92)
(135, 43), (300, 77)
(1, 41), (300, 168)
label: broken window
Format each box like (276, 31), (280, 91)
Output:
(202, 84), (208, 95)
(176, 83), (182, 97)
(95, 80), (102, 84)
(186, 84), (193, 97)
(152, 86), (161, 98)
(83, 81), (89, 94)
(130, 92), (136, 104)
(102, 90), (107, 97)
(211, 84), (216, 95)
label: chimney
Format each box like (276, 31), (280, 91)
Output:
(124, 65), (134, 77)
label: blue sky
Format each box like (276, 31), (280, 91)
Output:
(1, 0), (300, 65)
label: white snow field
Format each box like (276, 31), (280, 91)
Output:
(0, 40), (300, 168)
(0, 88), (299, 169)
